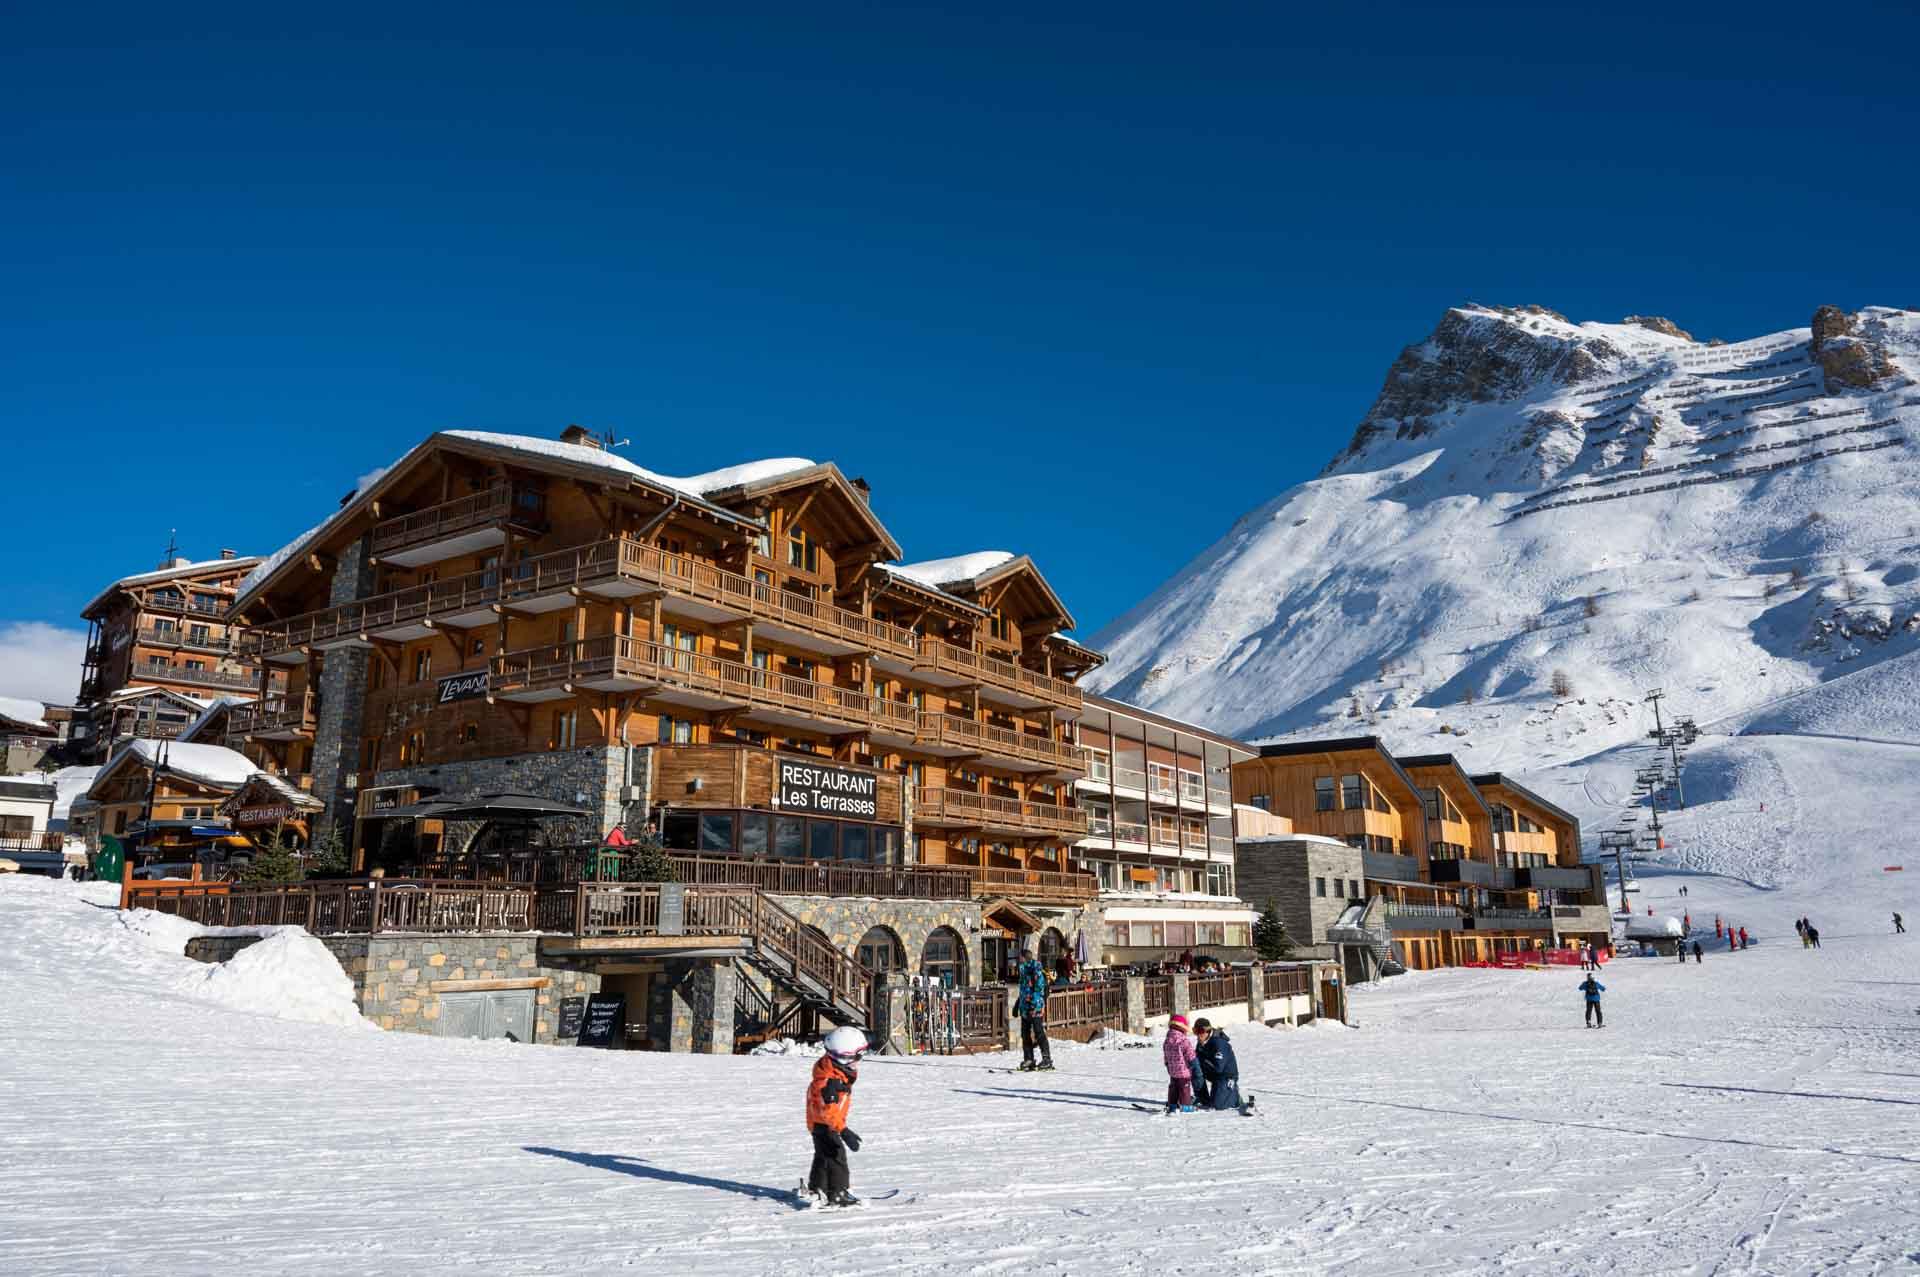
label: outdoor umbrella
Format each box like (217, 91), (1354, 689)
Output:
(1074, 929), (1091, 965)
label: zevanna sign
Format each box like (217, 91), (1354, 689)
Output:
(775, 760), (878, 818)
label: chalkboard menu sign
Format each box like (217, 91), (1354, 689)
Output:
(577, 992), (625, 1048)
(776, 759), (878, 818)
(557, 996), (586, 1040)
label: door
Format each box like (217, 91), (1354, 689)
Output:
(434, 989), (536, 1042)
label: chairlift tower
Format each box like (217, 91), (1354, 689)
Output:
(1645, 688), (1688, 807)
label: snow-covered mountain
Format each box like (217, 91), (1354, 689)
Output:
(1088, 303), (1920, 773)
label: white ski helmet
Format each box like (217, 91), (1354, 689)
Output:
(822, 1026), (871, 1063)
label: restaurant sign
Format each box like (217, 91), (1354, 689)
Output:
(436, 670), (489, 704)
(231, 804), (297, 828)
(775, 760), (878, 819)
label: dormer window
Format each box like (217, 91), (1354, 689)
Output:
(787, 527), (817, 573)
(988, 609), (1009, 642)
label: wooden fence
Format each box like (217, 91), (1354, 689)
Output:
(1261, 964), (1312, 999)
(1044, 983), (1127, 1042)
(1187, 969), (1250, 1011)
(1142, 975), (1173, 1018)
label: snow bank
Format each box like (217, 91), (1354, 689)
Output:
(888, 550), (1015, 588)
(749, 1037), (824, 1058)
(1081, 1026), (1154, 1050)
(172, 930), (371, 1030)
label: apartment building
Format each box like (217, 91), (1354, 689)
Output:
(226, 428), (1101, 932)
(75, 551), (266, 762)
(1232, 737), (1607, 971)
(1073, 696), (1256, 965)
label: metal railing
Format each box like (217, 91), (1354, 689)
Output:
(1111, 765), (1148, 791)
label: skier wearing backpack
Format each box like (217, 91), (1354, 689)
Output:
(1014, 949), (1054, 1072)
(1578, 974), (1606, 1028)
(803, 1026), (869, 1208)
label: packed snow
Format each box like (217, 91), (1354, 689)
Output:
(4, 797), (1916, 1273)
(887, 550), (1017, 589)
(1090, 305), (1920, 772)
(0, 694), (50, 729)
(114, 739), (261, 789)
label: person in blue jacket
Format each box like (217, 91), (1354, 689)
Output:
(1014, 950), (1053, 1071)
(1192, 1018), (1244, 1110)
(1579, 973), (1606, 1028)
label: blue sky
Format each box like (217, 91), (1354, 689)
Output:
(4, 2), (1918, 700)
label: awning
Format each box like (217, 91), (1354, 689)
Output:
(980, 897), (1044, 934)
(408, 792), (589, 819)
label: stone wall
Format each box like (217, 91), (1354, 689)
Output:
(769, 894), (986, 986)
(311, 536), (377, 827)
(185, 932), (599, 1042)
(373, 745), (645, 844)
(1235, 836), (1364, 948)
(645, 958), (735, 1054)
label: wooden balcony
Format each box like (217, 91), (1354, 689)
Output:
(968, 863), (1099, 904)
(912, 786), (1089, 838)
(909, 638), (1082, 714)
(128, 661), (258, 692)
(141, 594), (228, 618)
(664, 853), (973, 900)
(138, 626), (235, 654)
(241, 536), (919, 666)
(230, 694), (315, 741)
(490, 635), (919, 738)
(909, 712), (1088, 776)
(370, 483), (551, 567)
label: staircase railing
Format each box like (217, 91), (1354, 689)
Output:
(718, 890), (872, 1014)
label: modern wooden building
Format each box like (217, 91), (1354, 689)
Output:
(226, 428), (1103, 940)
(75, 551), (267, 763)
(83, 740), (259, 855)
(1231, 737), (1607, 971)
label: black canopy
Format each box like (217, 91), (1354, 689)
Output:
(405, 792), (589, 820)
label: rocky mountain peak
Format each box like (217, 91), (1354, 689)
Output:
(1810, 304), (1898, 388)
(1622, 315), (1693, 340)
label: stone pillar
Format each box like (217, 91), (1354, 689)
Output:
(694, 959), (735, 1055)
(1170, 971), (1191, 1020)
(1123, 976), (1146, 1035)
(873, 971), (911, 1055)
(1246, 964), (1266, 1026)
(649, 960), (700, 1052)
(310, 535), (376, 830)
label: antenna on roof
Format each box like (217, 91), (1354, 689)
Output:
(597, 427), (630, 451)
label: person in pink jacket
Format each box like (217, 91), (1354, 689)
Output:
(1163, 1014), (1198, 1113)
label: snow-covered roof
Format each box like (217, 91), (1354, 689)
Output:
(178, 696), (254, 743)
(81, 556), (260, 616)
(244, 771), (325, 811)
(1624, 915), (1685, 939)
(0, 695), (50, 730)
(888, 551), (1017, 590)
(237, 432), (811, 609)
(49, 766), (102, 822)
(93, 740), (262, 796)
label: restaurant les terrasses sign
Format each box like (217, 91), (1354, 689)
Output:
(775, 760), (878, 819)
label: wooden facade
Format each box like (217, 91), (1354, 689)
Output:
(229, 429), (1100, 903)
(77, 552), (271, 763)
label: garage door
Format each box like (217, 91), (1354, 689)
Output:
(434, 989), (536, 1042)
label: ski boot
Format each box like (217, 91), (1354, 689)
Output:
(827, 1190), (861, 1208)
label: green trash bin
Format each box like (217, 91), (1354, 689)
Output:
(91, 834), (126, 886)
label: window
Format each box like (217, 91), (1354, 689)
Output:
(698, 813), (734, 853)
(1349, 879), (1361, 899)
(774, 816), (805, 859)
(553, 709), (577, 749)
(1206, 864), (1233, 896)
(187, 624), (208, 644)
(401, 730), (426, 763)
(752, 530), (772, 558)
(1332, 878), (1346, 897)
(461, 722), (479, 744)
(658, 716), (693, 744)
(842, 825), (870, 862)
(471, 638), (485, 656)
(191, 592), (220, 612)
(1340, 774), (1363, 810)
(988, 609), (1008, 642)
(740, 813), (770, 856)
(786, 527), (817, 573)
(185, 660), (206, 672)
(921, 927), (968, 988)
(1314, 876), (1327, 897)
(809, 821), (837, 861)
(1165, 921), (1195, 948)
(1422, 788), (1441, 820)
(413, 650), (431, 682)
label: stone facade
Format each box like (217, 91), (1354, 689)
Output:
(645, 958), (735, 1054)
(185, 932), (599, 1041)
(372, 745), (650, 845)
(1234, 835), (1365, 959)
(311, 536), (377, 827)
(769, 894), (986, 986)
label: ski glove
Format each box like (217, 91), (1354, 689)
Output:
(841, 1129), (862, 1153)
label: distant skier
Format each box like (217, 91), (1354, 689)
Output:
(1583, 944), (1599, 972)
(1728, 929), (1738, 951)
(1739, 927), (1750, 950)
(1683, 912), (1691, 933)
(1808, 925), (1821, 949)
(1162, 1014), (1198, 1112)
(803, 1026), (870, 1208)
(1692, 940), (1704, 964)
(1895, 913), (1905, 935)
(1715, 917), (1723, 939)
(1014, 949), (1054, 1072)
(1192, 1018), (1245, 1112)
(1579, 974), (1606, 1028)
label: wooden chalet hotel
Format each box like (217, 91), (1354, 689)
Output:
(204, 426), (1131, 1047)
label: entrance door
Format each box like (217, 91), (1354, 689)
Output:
(434, 989), (536, 1042)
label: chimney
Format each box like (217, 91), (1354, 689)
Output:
(559, 424), (601, 450)
(851, 477), (872, 505)
(219, 548), (237, 560)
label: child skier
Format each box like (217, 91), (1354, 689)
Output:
(1578, 974), (1606, 1028)
(804, 1026), (870, 1207)
(1163, 1014), (1198, 1112)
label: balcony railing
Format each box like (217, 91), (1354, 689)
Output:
(241, 535), (919, 663)
(128, 661), (258, 692)
(142, 595), (228, 618)
(1113, 820), (1148, 844)
(230, 694), (315, 740)
(1363, 850), (1422, 883)
(912, 786), (1089, 838)
(370, 483), (548, 559)
(664, 853), (973, 901)
(968, 864), (1099, 904)
(1470, 908), (1553, 931)
(492, 635), (919, 736)
(1427, 858), (1516, 890)
(1517, 865), (1599, 892)
(1385, 903), (1463, 931)
(912, 713), (1087, 774)
(912, 638), (1082, 710)
(0, 832), (63, 853)
(137, 626), (234, 654)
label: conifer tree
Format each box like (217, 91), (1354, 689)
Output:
(241, 831), (306, 884)
(1253, 898), (1294, 961)
(622, 830), (678, 883)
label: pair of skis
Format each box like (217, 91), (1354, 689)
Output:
(1130, 1095), (1258, 1117)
